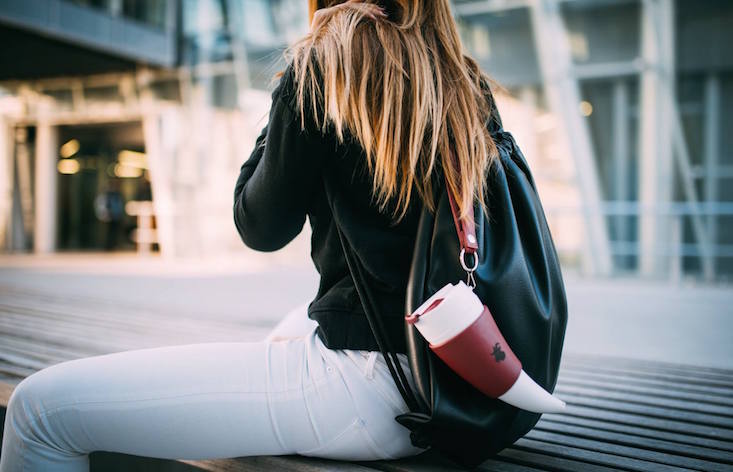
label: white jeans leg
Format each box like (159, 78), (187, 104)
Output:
(0, 323), (424, 471)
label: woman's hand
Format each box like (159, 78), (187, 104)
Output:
(311, 0), (387, 31)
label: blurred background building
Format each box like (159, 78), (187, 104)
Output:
(0, 0), (731, 283)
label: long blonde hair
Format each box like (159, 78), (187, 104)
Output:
(289, 0), (498, 223)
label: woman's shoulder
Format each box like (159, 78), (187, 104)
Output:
(273, 51), (351, 141)
(477, 73), (504, 135)
(266, 60), (325, 135)
(268, 62), (299, 112)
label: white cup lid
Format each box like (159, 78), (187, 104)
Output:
(411, 280), (484, 345)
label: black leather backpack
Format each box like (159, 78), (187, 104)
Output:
(325, 91), (568, 469)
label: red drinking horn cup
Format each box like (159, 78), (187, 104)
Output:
(406, 281), (566, 414)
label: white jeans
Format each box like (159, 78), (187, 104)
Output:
(0, 302), (424, 471)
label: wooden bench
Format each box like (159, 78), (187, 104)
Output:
(2, 354), (732, 471)
(1, 283), (731, 470)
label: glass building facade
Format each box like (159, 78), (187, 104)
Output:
(1, 0), (732, 282)
(456, 0), (733, 281)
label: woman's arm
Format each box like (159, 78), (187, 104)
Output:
(233, 66), (323, 252)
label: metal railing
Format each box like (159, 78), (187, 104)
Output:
(546, 201), (733, 281)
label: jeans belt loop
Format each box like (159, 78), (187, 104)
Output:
(365, 351), (377, 380)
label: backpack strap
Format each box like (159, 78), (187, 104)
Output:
(320, 155), (475, 413)
(445, 151), (478, 254)
(444, 152), (479, 287)
(446, 185), (478, 254)
(322, 175), (421, 413)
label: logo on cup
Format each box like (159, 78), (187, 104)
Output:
(491, 342), (506, 362)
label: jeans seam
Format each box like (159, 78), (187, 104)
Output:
(17, 408), (29, 472)
(30, 373), (336, 422)
(358, 420), (400, 460)
(298, 417), (361, 455)
(13, 407), (86, 458)
(369, 378), (406, 412)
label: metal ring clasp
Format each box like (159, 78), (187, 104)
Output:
(459, 248), (478, 272)
(459, 248), (478, 288)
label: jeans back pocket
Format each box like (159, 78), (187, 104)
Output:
(298, 417), (388, 461)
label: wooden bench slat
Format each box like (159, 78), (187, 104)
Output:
(525, 429), (730, 471)
(559, 393), (733, 430)
(0, 321), (266, 362)
(0, 381), (13, 404)
(560, 363), (733, 390)
(558, 370), (733, 403)
(475, 458), (551, 472)
(0, 308), (154, 339)
(0, 286), (271, 331)
(535, 419), (733, 465)
(0, 304), (246, 334)
(0, 373), (24, 385)
(556, 376), (733, 408)
(509, 437), (695, 472)
(497, 446), (624, 472)
(359, 450), (548, 471)
(0, 289), (264, 335)
(554, 383), (733, 417)
(0, 322), (150, 354)
(0, 362), (37, 381)
(546, 405), (733, 442)
(369, 457), (546, 472)
(539, 415), (733, 453)
(0, 322), (207, 360)
(0, 350), (51, 371)
(559, 368), (733, 397)
(0, 302), (270, 347)
(0, 317), (267, 353)
(0, 295), (177, 325)
(0, 333), (92, 361)
(562, 353), (733, 380)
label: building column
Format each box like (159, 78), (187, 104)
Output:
(141, 103), (178, 258)
(34, 120), (58, 254)
(528, 0), (613, 276)
(612, 80), (630, 268)
(0, 116), (12, 250)
(638, 0), (674, 277)
(703, 74), (720, 280)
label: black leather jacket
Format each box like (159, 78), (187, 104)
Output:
(233, 63), (421, 352)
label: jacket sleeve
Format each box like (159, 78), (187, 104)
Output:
(233, 65), (323, 252)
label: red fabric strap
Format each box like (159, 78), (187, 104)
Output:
(445, 151), (478, 253)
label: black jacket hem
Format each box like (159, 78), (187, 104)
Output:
(308, 307), (407, 354)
